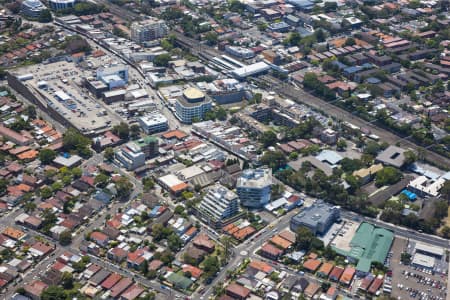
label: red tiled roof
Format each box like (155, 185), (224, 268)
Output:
(261, 242), (283, 256)
(182, 264), (203, 278)
(120, 284), (144, 300)
(330, 266), (344, 280)
(340, 267), (355, 284)
(303, 259), (321, 272)
(226, 283), (250, 299)
(90, 231), (109, 243)
(318, 262), (334, 276)
(248, 260), (272, 273)
(162, 130), (187, 140)
(101, 273), (122, 289)
(110, 277), (133, 298)
(148, 259), (163, 271)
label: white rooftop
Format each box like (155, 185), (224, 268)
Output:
(412, 253), (435, 269)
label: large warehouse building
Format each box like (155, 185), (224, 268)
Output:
(333, 222), (394, 274)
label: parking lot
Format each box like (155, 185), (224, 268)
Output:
(17, 61), (122, 134)
(390, 238), (447, 300)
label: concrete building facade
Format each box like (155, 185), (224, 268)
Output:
(290, 201), (340, 235)
(197, 184), (239, 227)
(237, 168), (272, 208)
(131, 19), (168, 44)
(115, 142), (146, 170)
(175, 87), (212, 124)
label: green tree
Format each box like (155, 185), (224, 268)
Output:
(375, 166), (402, 187)
(323, 245), (337, 260)
(203, 255), (220, 277)
(113, 27), (129, 38)
(250, 93), (262, 104)
(434, 200), (448, 221)
(289, 151), (298, 161)
(174, 205), (185, 215)
(260, 131), (277, 147)
(344, 37), (356, 46)
(441, 181), (450, 201)
(204, 32), (218, 45)
(95, 173), (109, 188)
(104, 147), (114, 161)
(41, 286), (66, 300)
(24, 202), (36, 213)
(336, 139), (347, 151)
(154, 53), (171, 67)
(62, 128), (92, 158)
(404, 150), (417, 165)
(40, 186), (53, 199)
(295, 226), (314, 250)
(25, 106), (37, 119)
(364, 141), (382, 156)
(160, 38), (174, 51)
(115, 177), (133, 200)
(112, 122), (130, 140)
(167, 233), (182, 251)
(41, 208), (57, 232)
(441, 226), (450, 238)
(39, 149), (57, 165)
(61, 272), (74, 289)
(400, 252), (411, 264)
(51, 181), (63, 192)
(142, 177), (155, 191)
(260, 150), (287, 171)
(139, 259), (149, 276)
(38, 9), (53, 23)
(71, 167), (82, 178)
(59, 230), (72, 246)
(0, 178), (7, 195)
(62, 35), (92, 54)
(340, 158), (364, 173)
(130, 124), (141, 139)
(215, 107), (227, 121)
(323, 1), (337, 12)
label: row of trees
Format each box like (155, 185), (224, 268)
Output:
(277, 166), (378, 218)
(62, 128), (92, 158)
(381, 200), (448, 234)
(112, 122), (141, 140)
(302, 72), (336, 101)
(151, 223), (183, 252)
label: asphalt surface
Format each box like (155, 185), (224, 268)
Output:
(0, 152), (183, 299)
(198, 205), (450, 300)
(4, 17), (448, 300)
(173, 33), (450, 170)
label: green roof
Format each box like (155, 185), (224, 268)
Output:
(167, 273), (192, 290)
(356, 258), (372, 273)
(135, 136), (158, 147)
(333, 222), (394, 273)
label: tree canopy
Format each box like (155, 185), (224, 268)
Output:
(62, 128), (92, 158)
(375, 166), (402, 187)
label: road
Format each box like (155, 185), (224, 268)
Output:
(341, 211), (450, 249)
(7, 86), (66, 134)
(173, 33), (450, 170)
(52, 22), (186, 134)
(1, 152), (184, 299)
(93, 0), (140, 21)
(200, 208), (300, 299)
(198, 204), (450, 299)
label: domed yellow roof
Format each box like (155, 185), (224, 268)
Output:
(183, 87), (204, 100)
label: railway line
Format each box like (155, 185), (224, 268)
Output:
(173, 33), (450, 169)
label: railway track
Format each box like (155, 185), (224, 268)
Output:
(173, 33), (450, 169)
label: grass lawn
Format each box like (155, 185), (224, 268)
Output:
(437, 207), (450, 235)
